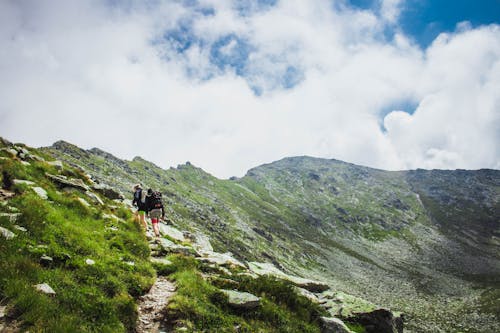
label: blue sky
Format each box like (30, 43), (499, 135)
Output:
(0, 0), (499, 177)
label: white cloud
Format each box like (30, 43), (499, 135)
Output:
(0, 0), (498, 178)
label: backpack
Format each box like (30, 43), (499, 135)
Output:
(151, 191), (163, 209)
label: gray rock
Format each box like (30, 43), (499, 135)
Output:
(150, 257), (173, 266)
(46, 173), (89, 191)
(247, 262), (330, 292)
(221, 289), (260, 310)
(192, 232), (214, 254)
(13, 225), (27, 232)
(47, 160), (64, 170)
(0, 212), (21, 223)
(221, 289), (260, 309)
(157, 238), (197, 256)
(351, 308), (403, 333)
(32, 187), (48, 200)
(320, 317), (353, 333)
(197, 252), (246, 268)
(34, 283), (56, 295)
(0, 305), (6, 319)
(85, 191), (104, 205)
(13, 179), (35, 186)
(40, 255), (54, 266)
(0, 226), (16, 239)
(77, 197), (91, 207)
(0, 189), (15, 200)
(85, 259), (95, 265)
(158, 224), (186, 242)
(92, 184), (124, 200)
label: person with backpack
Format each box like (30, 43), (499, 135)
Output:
(132, 184), (148, 229)
(146, 188), (164, 238)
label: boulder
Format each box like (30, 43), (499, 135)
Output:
(0, 226), (16, 240)
(159, 224), (186, 242)
(351, 309), (403, 333)
(47, 160), (64, 170)
(13, 225), (27, 232)
(191, 232), (214, 254)
(34, 283), (56, 296)
(77, 197), (91, 207)
(40, 255), (54, 267)
(32, 187), (48, 200)
(150, 257), (173, 266)
(157, 238), (198, 256)
(13, 179), (35, 186)
(0, 189), (15, 200)
(85, 191), (104, 205)
(46, 173), (89, 191)
(247, 262), (330, 292)
(221, 289), (260, 309)
(320, 317), (353, 333)
(197, 252), (246, 269)
(92, 184), (124, 200)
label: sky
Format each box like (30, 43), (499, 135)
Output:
(0, 0), (499, 178)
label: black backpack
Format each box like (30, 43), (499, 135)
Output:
(151, 191), (163, 209)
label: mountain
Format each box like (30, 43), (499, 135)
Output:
(41, 140), (500, 332)
(1, 138), (498, 332)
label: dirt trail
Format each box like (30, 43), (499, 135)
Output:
(136, 276), (176, 333)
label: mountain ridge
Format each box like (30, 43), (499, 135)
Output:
(39, 139), (500, 332)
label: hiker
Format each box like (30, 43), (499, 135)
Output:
(132, 184), (148, 229)
(146, 188), (164, 238)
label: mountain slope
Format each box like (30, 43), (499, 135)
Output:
(43, 141), (500, 332)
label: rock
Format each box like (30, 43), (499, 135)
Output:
(92, 184), (124, 200)
(351, 308), (403, 333)
(0, 189), (15, 200)
(85, 259), (95, 265)
(197, 252), (246, 269)
(13, 179), (35, 186)
(32, 187), (48, 200)
(221, 289), (260, 309)
(5, 148), (18, 157)
(295, 287), (320, 303)
(247, 262), (330, 292)
(125, 261), (135, 266)
(13, 225), (27, 232)
(158, 224), (186, 242)
(85, 191), (104, 205)
(20, 161), (30, 166)
(320, 317), (353, 333)
(47, 160), (64, 170)
(157, 238), (198, 256)
(34, 283), (56, 295)
(40, 255), (54, 267)
(0, 305), (6, 319)
(192, 232), (214, 254)
(102, 213), (119, 221)
(46, 173), (89, 191)
(0, 212), (21, 223)
(77, 197), (91, 207)
(0, 226), (16, 239)
(150, 257), (173, 266)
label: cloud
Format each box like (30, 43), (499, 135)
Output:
(0, 0), (498, 178)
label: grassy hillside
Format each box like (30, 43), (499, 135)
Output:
(42, 140), (500, 332)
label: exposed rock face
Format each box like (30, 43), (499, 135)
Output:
(220, 289), (260, 309)
(320, 317), (353, 333)
(46, 173), (89, 191)
(351, 309), (403, 333)
(248, 262), (329, 292)
(92, 184), (124, 200)
(32, 187), (48, 200)
(0, 189), (15, 200)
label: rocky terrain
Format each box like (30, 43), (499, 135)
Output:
(0, 137), (498, 332)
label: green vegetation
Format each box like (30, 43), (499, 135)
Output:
(0, 152), (154, 332)
(166, 255), (325, 332)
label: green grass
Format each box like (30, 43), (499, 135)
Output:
(165, 255), (324, 332)
(0, 156), (154, 332)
